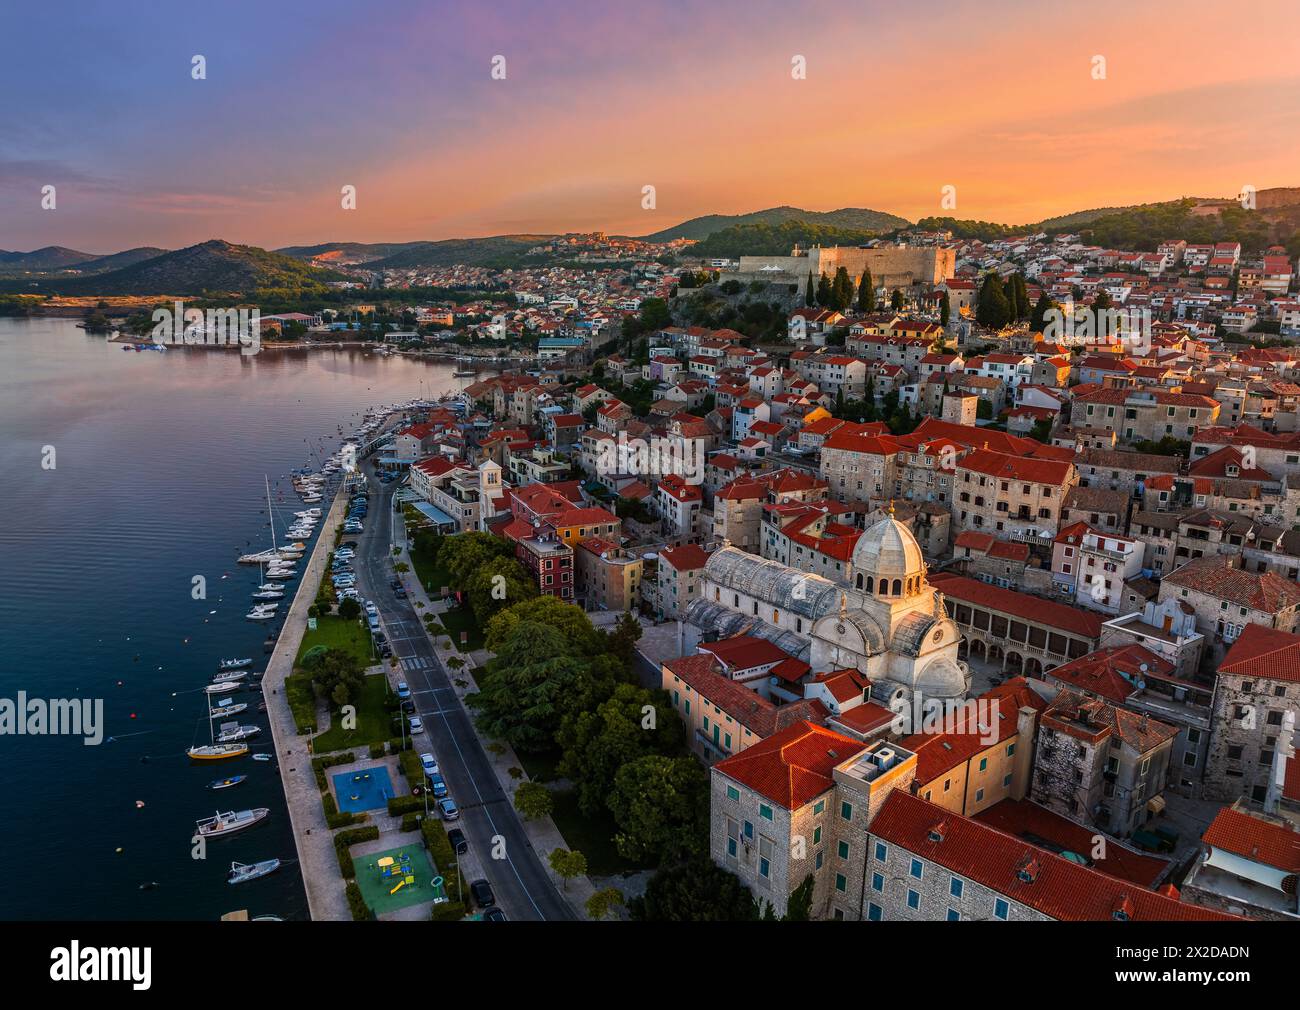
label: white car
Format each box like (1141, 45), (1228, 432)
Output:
(420, 752), (439, 776)
(408, 716), (424, 734)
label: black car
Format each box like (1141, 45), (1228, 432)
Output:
(394, 588), (408, 599)
(389, 578), (401, 590)
(340, 540), (358, 549)
(469, 879), (495, 908)
(482, 907), (507, 921)
(446, 828), (468, 855)
(401, 699), (415, 714)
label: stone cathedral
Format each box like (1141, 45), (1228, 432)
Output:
(683, 513), (971, 705)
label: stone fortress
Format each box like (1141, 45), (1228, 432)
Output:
(729, 243), (957, 290)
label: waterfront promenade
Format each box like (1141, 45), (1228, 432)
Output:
(261, 477), (352, 921)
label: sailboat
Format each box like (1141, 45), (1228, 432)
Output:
(188, 699), (249, 761)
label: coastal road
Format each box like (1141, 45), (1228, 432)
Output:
(351, 465), (575, 922)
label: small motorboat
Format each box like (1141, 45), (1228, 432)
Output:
(205, 682), (240, 695)
(245, 608), (278, 621)
(210, 700), (249, 717)
(216, 722), (261, 743)
(196, 808), (269, 838)
(251, 753), (273, 762)
(218, 658), (253, 670)
(212, 670), (248, 684)
(251, 590), (284, 600)
(256, 583), (280, 592)
(208, 775), (248, 790)
(228, 858), (282, 884)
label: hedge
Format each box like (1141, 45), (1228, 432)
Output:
(398, 749), (424, 783)
(387, 794), (427, 817)
(286, 674), (318, 734)
(399, 812), (421, 833)
(333, 825), (380, 879)
(322, 792), (365, 830)
(369, 742), (386, 759)
(311, 752), (355, 793)
(346, 882), (374, 921)
(388, 736), (412, 753)
(431, 901), (466, 922)
(420, 818), (463, 903)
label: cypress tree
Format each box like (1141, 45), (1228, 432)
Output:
(857, 268), (875, 312)
(816, 272), (832, 308)
(805, 273), (815, 307)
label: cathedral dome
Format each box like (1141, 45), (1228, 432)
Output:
(852, 515), (926, 585)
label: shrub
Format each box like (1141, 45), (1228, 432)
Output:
(369, 742), (386, 759)
(333, 825), (380, 879)
(285, 674), (318, 735)
(387, 795), (426, 817)
(389, 735), (412, 753)
(430, 901), (466, 922)
(345, 882), (374, 921)
(400, 812), (421, 833)
(311, 752), (354, 792)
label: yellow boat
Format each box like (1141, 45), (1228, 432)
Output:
(187, 743), (250, 761)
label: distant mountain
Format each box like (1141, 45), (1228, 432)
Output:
(275, 241), (432, 265)
(688, 220), (897, 259)
(72, 247), (171, 274)
(361, 235), (555, 269)
(10, 240), (345, 296)
(0, 246), (103, 271)
(640, 206), (910, 243)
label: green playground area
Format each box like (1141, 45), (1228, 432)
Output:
(353, 844), (447, 915)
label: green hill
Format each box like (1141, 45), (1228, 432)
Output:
(0, 246), (102, 272)
(362, 235), (555, 269)
(6, 240), (346, 296)
(687, 220), (897, 258)
(642, 205), (909, 243)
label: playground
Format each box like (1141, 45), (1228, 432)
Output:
(353, 844), (445, 915)
(331, 765), (395, 814)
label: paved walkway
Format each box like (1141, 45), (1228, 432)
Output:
(395, 532), (602, 918)
(261, 477), (353, 921)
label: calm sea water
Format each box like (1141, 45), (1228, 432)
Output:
(0, 318), (465, 920)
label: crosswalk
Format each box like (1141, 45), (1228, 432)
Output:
(399, 654), (435, 671)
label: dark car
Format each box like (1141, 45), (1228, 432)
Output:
(469, 879), (495, 908)
(429, 773), (448, 799)
(482, 907), (507, 922)
(389, 578), (401, 590)
(400, 699), (415, 714)
(446, 828), (468, 855)
(394, 588), (408, 600)
(340, 540), (358, 549)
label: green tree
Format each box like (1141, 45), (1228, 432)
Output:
(438, 531), (513, 586)
(804, 273), (815, 307)
(890, 287), (906, 311)
(939, 290), (951, 327)
(815, 272), (832, 307)
(337, 597), (361, 620)
(306, 648), (365, 708)
(1030, 292), (1055, 333)
(465, 556), (536, 625)
(976, 273), (1011, 329)
(785, 874), (815, 921)
(556, 683), (684, 816)
(606, 611), (644, 667)
(585, 886), (625, 921)
(831, 266), (854, 312)
(608, 754), (709, 862)
(857, 268), (875, 312)
(513, 781), (554, 821)
(630, 858), (757, 921)
(548, 848), (588, 891)
(484, 596), (602, 654)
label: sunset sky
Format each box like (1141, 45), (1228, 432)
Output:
(3, 0), (1299, 252)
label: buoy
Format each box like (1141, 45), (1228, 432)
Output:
(135, 800), (145, 809)
(129, 713), (137, 720)
(115, 847), (124, 854)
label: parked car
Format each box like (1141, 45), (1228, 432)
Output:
(429, 773), (448, 799)
(400, 699), (415, 714)
(340, 540), (358, 549)
(482, 907), (507, 921)
(438, 797), (460, 820)
(408, 716), (424, 734)
(420, 752), (439, 777)
(446, 828), (468, 855)
(394, 588), (408, 600)
(396, 680), (410, 700)
(389, 578), (401, 590)
(469, 879), (494, 907)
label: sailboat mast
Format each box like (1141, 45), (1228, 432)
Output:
(265, 475), (276, 546)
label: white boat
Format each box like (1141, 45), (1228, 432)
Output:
(251, 753), (273, 762)
(196, 808), (269, 838)
(189, 699), (250, 760)
(210, 700), (249, 717)
(205, 682), (240, 695)
(251, 590), (284, 600)
(218, 658), (253, 670)
(239, 548), (282, 565)
(212, 670), (248, 684)
(256, 583), (280, 592)
(245, 608), (278, 621)
(228, 858), (282, 884)
(296, 508), (322, 518)
(216, 722), (262, 743)
(264, 570), (294, 581)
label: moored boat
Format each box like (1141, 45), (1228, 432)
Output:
(218, 658), (253, 670)
(228, 858), (282, 884)
(196, 808), (269, 838)
(188, 742), (248, 761)
(208, 775), (248, 790)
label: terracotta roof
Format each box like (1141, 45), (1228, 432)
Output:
(1164, 557), (1300, 614)
(929, 572), (1103, 639)
(699, 635), (794, 672)
(957, 447), (1075, 486)
(870, 791), (1235, 920)
(1202, 806), (1300, 871)
(712, 719), (860, 808)
(1044, 645), (1172, 705)
(1218, 623), (1300, 684)
(659, 543), (711, 571)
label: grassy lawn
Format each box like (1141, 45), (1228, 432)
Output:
(438, 606), (484, 652)
(548, 788), (648, 876)
(409, 540), (455, 598)
(296, 613), (374, 667)
(312, 673), (393, 752)
(515, 747), (562, 784)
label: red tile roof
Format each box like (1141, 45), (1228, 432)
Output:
(699, 635), (794, 672)
(929, 572), (1103, 639)
(1044, 644), (1172, 704)
(1202, 806), (1300, 872)
(957, 447), (1075, 486)
(870, 791), (1237, 921)
(1164, 557), (1300, 614)
(712, 720), (865, 809)
(659, 543), (711, 571)
(1218, 623), (1300, 684)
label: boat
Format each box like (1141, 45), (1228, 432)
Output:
(210, 701), (248, 717)
(212, 670), (248, 684)
(205, 682), (240, 695)
(453, 368), (476, 377)
(239, 548), (283, 565)
(189, 697), (249, 760)
(264, 570), (294, 581)
(251, 753), (273, 762)
(228, 859), (282, 884)
(195, 808), (269, 838)
(218, 658), (253, 670)
(216, 722), (261, 743)
(207, 775), (248, 790)
(252, 590), (284, 601)
(256, 583), (281, 592)
(245, 609), (277, 621)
